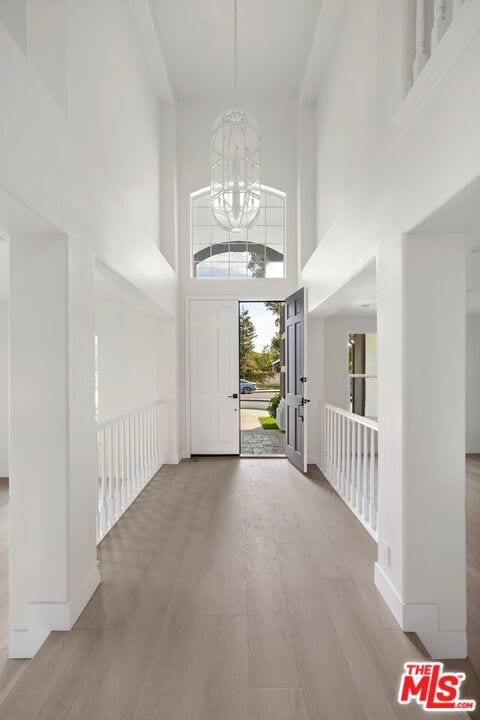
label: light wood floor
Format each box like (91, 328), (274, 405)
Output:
(0, 458), (479, 719)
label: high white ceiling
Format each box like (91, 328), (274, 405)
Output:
(150, 0), (323, 100)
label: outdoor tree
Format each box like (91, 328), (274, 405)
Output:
(265, 301), (283, 328)
(240, 303), (283, 386)
(239, 307), (256, 378)
(265, 301), (283, 359)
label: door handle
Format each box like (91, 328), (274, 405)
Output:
(228, 393), (239, 398)
(297, 397), (310, 406)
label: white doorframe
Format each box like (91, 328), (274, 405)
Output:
(184, 294), (285, 458)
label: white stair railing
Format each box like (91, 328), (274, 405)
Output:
(96, 401), (162, 543)
(321, 403), (378, 540)
(412, 0), (464, 85)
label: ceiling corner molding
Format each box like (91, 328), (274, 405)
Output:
(300, 0), (345, 104)
(127, 0), (174, 104)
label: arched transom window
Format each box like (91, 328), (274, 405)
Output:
(191, 186), (286, 279)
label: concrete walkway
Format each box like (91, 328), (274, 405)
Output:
(241, 427), (285, 455)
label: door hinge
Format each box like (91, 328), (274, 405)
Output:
(300, 376), (307, 383)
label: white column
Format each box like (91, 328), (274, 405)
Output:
(9, 234), (99, 658)
(431, 0), (447, 52)
(413, 0), (428, 82)
(376, 233), (467, 660)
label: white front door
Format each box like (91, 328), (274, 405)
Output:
(189, 300), (240, 455)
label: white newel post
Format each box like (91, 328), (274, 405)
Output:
(375, 233), (467, 660)
(413, 0), (427, 82)
(9, 234), (99, 659)
(431, 0), (447, 52)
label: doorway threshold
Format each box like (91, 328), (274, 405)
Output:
(240, 454), (287, 459)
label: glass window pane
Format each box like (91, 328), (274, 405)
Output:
(266, 261), (284, 278)
(193, 207), (212, 225)
(212, 226), (227, 244)
(266, 207), (285, 226)
(266, 226), (284, 247)
(209, 261), (230, 278)
(190, 187), (285, 279)
(192, 226), (211, 245)
(265, 193), (284, 208)
(195, 259), (212, 277)
(192, 193), (211, 208)
(247, 248), (266, 278)
(230, 246), (248, 263)
(248, 225), (265, 245)
(193, 245), (211, 262)
(229, 262), (248, 279)
(255, 208), (266, 226)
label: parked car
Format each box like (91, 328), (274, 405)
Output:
(240, 379), (256, 393)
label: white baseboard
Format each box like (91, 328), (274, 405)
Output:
(374, 563), (467, 659)
(9, 563), (100, 659)
(158, 453), (182, 464)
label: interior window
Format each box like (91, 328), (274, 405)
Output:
(191, 186), (286, 279)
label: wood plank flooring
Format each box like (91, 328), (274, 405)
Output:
(0, 458), (478, 719)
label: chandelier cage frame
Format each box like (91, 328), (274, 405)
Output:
(210, 0), (261, 233)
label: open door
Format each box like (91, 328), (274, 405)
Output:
(285, 288), (308, 472)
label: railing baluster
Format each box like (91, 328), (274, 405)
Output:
(346, 417), (351, 500)
(333, 410), (337, 483)
(369, 427), (376, 529)
(100, 428), (107, 534)
(413, 0), (427, 82)
(134, 412), (139, 489)
(321, 403), (378, 541)
(362, 423), (368, 521)
(364, 427), (370, 524)
(351, 420), (357, 506)
(149, 406), (153, 474)
(356, 423), (362, 512)
(328, 408), (332, 474)
(96, 401), (162, 543)
(431, 0), (447, 52)
(121, 418), (126, 508)
(142, 410), (145, 481)
(338, 415), (342, 490)
(114, 423), (119, 516)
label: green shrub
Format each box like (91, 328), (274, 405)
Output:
(268, 393), (281, 419)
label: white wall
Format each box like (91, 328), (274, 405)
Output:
(0, 0), (175, 313)
(0, 303), (8, 476)
(95, 262), (180, 461)
(466, 314), (480, 453)
(95, 299), (159, 424)
(0, 1), (178, 657)
(300, 0), (480, 656)
(176, 96), (300, 453)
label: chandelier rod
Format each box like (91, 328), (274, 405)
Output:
(233, 0), (238, 107)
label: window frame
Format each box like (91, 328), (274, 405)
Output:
(190, 185), (287, 280)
